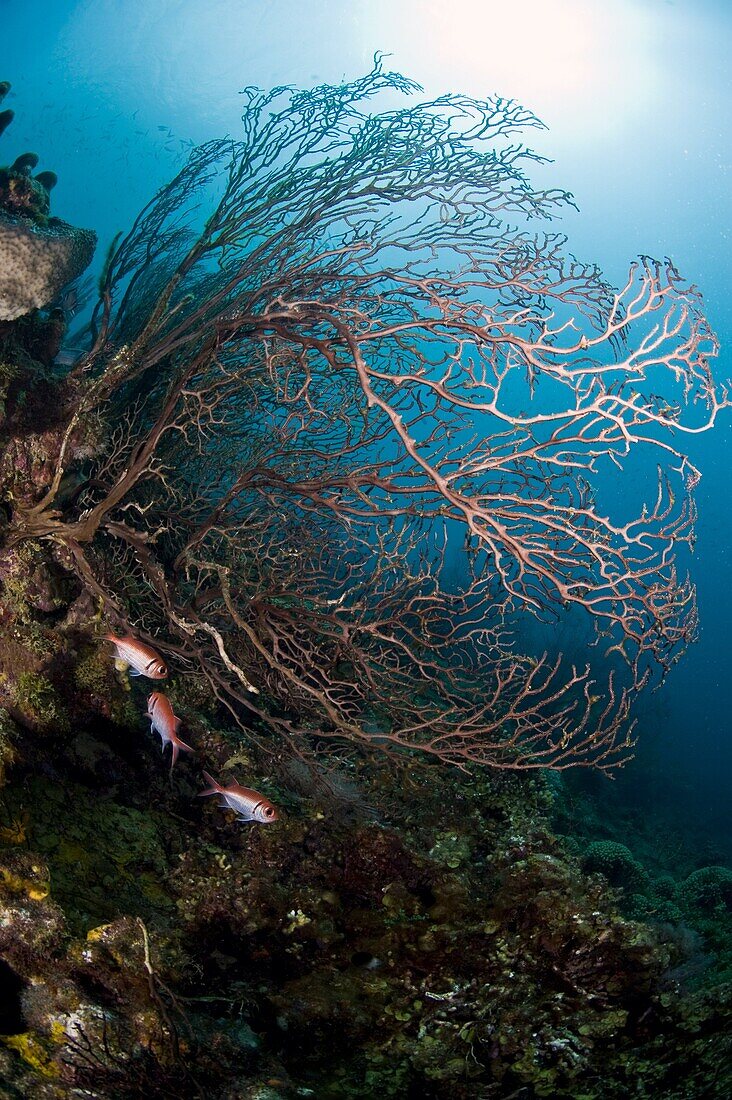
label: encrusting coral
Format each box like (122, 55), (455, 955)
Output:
(0, 81), (95, 322)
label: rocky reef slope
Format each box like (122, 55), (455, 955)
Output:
(0, 525), (730, 1097)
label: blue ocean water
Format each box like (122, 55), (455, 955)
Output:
(1, 0), (729, 835)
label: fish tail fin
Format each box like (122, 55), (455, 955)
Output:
(102, 632), (118, 643)
(198, 770), (220, 797)
(177, 736), (194, 756)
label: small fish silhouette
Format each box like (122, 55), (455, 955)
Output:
(146, 692), (193, 768)
(104, 633), (168, 678)
(198, 771), (278, 823)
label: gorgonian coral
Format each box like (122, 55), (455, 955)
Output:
(5, 59), (728, 771)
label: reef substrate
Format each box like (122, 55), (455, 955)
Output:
(0, 526), (730, 1098)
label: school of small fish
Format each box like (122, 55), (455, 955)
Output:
(104, 632), (278, 825)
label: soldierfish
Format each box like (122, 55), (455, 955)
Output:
(146, 691), (193, 768)
(198, 771), (279, 823)
(104, 633), (168, 679)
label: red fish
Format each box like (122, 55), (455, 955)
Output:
(104, 633), (168, 679)
(146, 692), (193, 768)
(198, 771), (278, 823)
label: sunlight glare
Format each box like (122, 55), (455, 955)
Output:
(363, 0), (661, 141)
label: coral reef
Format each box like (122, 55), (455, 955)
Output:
(0, 532), (731, 1096)
(0, 68), (729, 1100)
(0, 542), (730, 1097)
(0, 81), (95, 322)
(0, 151), (51, 223)
(583, 840), (649, 891)
(679, 866), (732, 913)
(0, 695), (730, 1098)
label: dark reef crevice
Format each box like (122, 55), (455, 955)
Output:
(0, 959), (27, 1036)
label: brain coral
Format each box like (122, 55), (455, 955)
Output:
(0, 212), (96, 321)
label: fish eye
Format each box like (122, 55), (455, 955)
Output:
(158, 664), (167, 676)
(265, 807), (275, 817)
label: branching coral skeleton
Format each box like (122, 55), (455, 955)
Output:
(5, 58), (728, 772)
